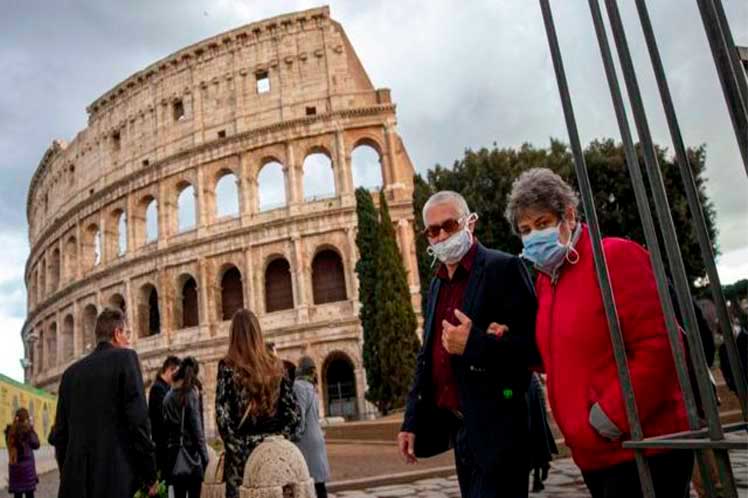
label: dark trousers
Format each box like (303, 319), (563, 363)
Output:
(13, 493), (34, 498)
(582, 450), (693, 498)
(172, 479), (202, 498)
(314, 482), (328, 498)
(453, 423), (529, 498)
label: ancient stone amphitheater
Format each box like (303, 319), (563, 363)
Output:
(21, 6), (420, 434)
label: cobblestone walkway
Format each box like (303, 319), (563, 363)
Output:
(28, 453), (747, 498)
(329, 452), (748, 498)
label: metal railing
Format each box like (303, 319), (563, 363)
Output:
(539, 1), (748, 496)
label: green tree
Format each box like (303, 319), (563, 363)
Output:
(369, 191), (420, 414)
(413, 139), (717, 291)
(354, 188), (382, 406)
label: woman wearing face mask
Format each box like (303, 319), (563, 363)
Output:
(505, 168), (692, 498)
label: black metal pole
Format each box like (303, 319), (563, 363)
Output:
(634, 0), (747, 421)
(710, 0), (748, 118)
(603, 1), (737, 495)
(696, 0), (748, 173)
(587, 1), (718, 495)
(538, 1), (655, 495)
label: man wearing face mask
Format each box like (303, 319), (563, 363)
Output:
(505, 168), (692, 498)
(398, 191), (539, 498)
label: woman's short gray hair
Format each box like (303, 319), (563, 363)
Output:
(504, 168), (579, 234)
(422, 191), (471, 224)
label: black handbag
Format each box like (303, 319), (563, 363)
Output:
(172, 404), (203, 479)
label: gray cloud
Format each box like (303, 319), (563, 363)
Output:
(0, 1), (746, 378)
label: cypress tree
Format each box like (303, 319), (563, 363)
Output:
(354, 187), (382, 407)
(371, 191), (420, 414)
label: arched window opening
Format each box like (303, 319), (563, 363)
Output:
(62, 315), (74, 363)
(145, 198), (159, 243)
(258, 161), (286, 212)
(177, 184), (196, 232)
(265, 258), (294, 313)
(181, 277), (199, 328)
(312, 250), (347, 304)
(139, 284), (161, 337)
(82, 304), (97, 352)
(323, 353), (358, 419)
(351, 144), (383, 191)
(303, 152), (336, 201)
(221, 267), (244, 321)
(216, 173), (240, 218)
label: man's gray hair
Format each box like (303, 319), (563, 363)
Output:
(422, 191), (471, 225)
(504, 168), (579, 234)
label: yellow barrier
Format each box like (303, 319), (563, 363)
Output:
(0, 374), (56, 448)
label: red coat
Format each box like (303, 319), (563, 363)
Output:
(535, 225), (689, 471)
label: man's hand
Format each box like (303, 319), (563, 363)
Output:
(442, 309), (472, 355)
(487, 322), (509, 338)
(397, 431), (417, 464)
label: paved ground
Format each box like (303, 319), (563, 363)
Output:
(27, 450), (747, 498)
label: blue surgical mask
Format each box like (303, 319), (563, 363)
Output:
(520, 223), (579, 275)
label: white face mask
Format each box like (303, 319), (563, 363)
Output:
(427, 213), (478, 265)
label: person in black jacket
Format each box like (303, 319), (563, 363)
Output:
(50, 307), (159, 498)
(162, 357), (208, 498)
(149, 355), (181, 479)
(398, 191), (538, 498)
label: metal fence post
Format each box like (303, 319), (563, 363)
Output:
(539, 1), (656, 495)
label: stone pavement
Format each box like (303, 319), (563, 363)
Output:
(23, 453), (748, 498)
(328, 453), (748, 498)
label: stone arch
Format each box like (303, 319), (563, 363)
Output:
(81, 304), (98, 352)
(257, 160), (287, 212)
(46, 322), (57, 369)
(264, 256), (294, 313)
(311, 248), (347, 305)
(215, 170), (240, 219)
(49, 247), (61, 292)
(84, 223), (102, 268)
(138, 283), (161, 337)
(219, 265), (244, 321)
(177, 273), (199, 328)
(177, 181), (196, 233)
(134, 195), (159, 247)
(62, 314), (74, 363)
(351, 141), (384, 191)
(303, 149), (336, 201)
(322, 351), (358, 419)
(63, 236), (78, 283)
(106, 208), (127, 258)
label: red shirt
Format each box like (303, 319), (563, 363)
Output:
(431, 242), (478, 411)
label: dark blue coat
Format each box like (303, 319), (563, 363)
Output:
(402, 244), (538, 472)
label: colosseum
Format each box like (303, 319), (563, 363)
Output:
(21, 6), (421, 435)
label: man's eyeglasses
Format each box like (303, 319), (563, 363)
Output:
(422, 217), (464, 238)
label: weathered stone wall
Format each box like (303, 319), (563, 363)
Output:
(22, 6), (420, 435)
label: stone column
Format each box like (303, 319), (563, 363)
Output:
(126, 193), (136, 255)
(291, 236), (309, 321)
(244, 247), (258, 313)
(158, 181), (169, 249)
(99, 211), (107, 264)
(240, 153), (256, 219)
(72, 300), (81, 357)
(384, 124), (398, 188)
(125, 278), (136, 347)
(55, 310), (62, 371)
(159, 269), (173, 344)
(397, 218), (416, 287)
(197, 257), (212, 336)
(285, 142), (301, 210)
(195, 166), (208, 233)
(345, 227), (359, 302)
(75, 221), (82, 280)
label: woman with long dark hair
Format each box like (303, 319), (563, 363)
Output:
(216, 309), (300, 498)
(4, 408), (40, 498)
(163, 356), (209, 498)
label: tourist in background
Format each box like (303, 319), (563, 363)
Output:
(505, 168), (692, 498)
(49, 307), (159, 498)
(4, 407), (40, 498)
(149, 355), (181, 480)
(216, 309), (301, 498)
(163, 356), (209, 498)
(398, 190), (539, 498)
(292, 356), (331, 498)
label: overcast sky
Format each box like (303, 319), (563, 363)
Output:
(1, 1), (746, 381)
